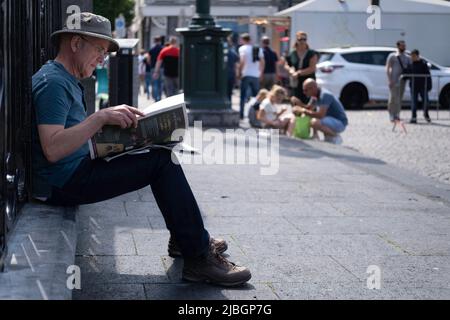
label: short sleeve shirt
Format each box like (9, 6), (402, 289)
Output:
(315, 89), (348, 126)
(238, 44), (264, 78)
(31, 60), (89, 198)
(149, 44), (163, 68)
(260, 98), (277, 121)
(157, 46), (180, 77)
(387, 52), (411, 85)
(262, 47), (278, 74)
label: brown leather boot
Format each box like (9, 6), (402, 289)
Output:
(168, 236), (228, 258)
(182, 240), (251, 287)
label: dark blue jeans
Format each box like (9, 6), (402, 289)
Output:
(411, 87), (430, 119)
(240, 76), (260, 119)
(46, 149), (210, 259)
(151, 68), (162, 102)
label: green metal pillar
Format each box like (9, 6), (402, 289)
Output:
(177, 0), (239, 127)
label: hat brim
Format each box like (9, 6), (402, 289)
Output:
(51, 30), (120, 52)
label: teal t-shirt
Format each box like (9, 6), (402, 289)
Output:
(31, 60), (89, 198)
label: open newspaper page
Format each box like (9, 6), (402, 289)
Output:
(88, 94), (188, 160)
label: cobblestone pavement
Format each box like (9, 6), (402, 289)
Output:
(341, 109), (450, 185)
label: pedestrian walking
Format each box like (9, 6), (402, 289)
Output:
(277, 55), (290, 92)
(226, 35), (240, 103)
(148, 36), (164, 102)
(138, 49), (146, 96)
(386, 40), (411, 122)
(238, 33), (265, 119)
(405, 49), (432, 123)
(260, 36), (278, 90)
(154, 36), (180, 97)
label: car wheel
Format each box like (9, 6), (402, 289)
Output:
(439, 85), (450, 110)
(340, 83), (368, 110)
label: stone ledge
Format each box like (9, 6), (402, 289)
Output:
(0, 202), (78, 300)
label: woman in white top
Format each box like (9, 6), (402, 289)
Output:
(257, 85), (296, 136)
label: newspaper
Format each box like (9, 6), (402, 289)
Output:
(88, 94), (190, 160)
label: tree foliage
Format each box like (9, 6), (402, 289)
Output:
(93, 0), (135, 28)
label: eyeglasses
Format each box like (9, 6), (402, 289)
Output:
(80, 36), (108, 58)
(297, 38), (307, 42)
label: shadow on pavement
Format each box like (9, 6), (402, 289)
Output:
(279, 137), (387, 166)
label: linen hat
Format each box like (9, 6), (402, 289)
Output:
(51, 12), (120, 52)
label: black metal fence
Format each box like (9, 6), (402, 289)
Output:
(0, 0), (62, 271)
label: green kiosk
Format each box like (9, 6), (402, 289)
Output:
(177, 0), (239, 127)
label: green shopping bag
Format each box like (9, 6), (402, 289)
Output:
(294, 115), (311, 139)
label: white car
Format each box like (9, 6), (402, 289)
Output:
(316, 46), (450, 110)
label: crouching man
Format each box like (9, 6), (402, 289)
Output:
(31, 12), (251, 287)
(293, 79), (348, 144)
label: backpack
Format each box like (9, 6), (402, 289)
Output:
(252, 46), (260, 63)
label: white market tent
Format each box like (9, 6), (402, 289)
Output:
(277, 0), (450, 66)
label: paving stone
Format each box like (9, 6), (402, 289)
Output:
(331, 255), (450, 288)
(284, 216), (450, 235)
(77, 215), (151, 232)
(124, 201), (162, 217)
(270, 281), (420, 300)
(201, 216), (300, 235)
(239, 255), (358, 284)
(76, 231), (137, 256)
(379, 233), (450, 256)
(74, 255), (169, 284)
(73, 283), (146, 300)
(132, 230), (171, 256)
(234, 234), (404, 258)
(143, 283), (279, 300)
(78, 201), (127, 218)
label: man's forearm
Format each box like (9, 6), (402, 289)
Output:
(42, 112), (105, 163)
(303, 109), (321, 118)
(154, 60), (162, 73)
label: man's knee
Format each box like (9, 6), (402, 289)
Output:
(154, 148), (175, 164)
(310, 118), (320, 128)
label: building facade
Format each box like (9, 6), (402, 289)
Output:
(134, 0), (299, 53)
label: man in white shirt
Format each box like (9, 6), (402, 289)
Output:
(238, 33), (265, 119)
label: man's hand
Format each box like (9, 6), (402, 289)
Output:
(98, 105), (145, 129)
(292, 106), (306, 116)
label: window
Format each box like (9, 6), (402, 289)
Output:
(341, 52), (367, 64)
(318, 52), (334, 64)
(369, 51), (391, 66)
(342, 51), (393, 66)
(423, 60), (440, 70)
